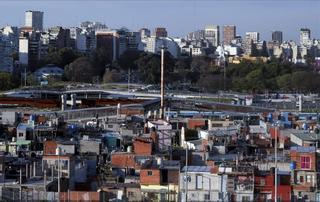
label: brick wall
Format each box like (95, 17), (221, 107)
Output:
(140, 169), (161, 185)
(133, 139), (152, 155)
(111, 153), (136, 169)
(60, 191), (99, 202)
(168, 170), (179, 184)
(44, 140), (57, 155)
(187, 119), (206, 130)
(290, 151), (316, 170)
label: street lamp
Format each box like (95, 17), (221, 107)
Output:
(273, 121), (281, 202)
(183, 144), (190, 202)
(55, 147), (61, 202)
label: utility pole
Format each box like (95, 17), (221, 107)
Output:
(160, 45), (166, 119)
(275, 126), (278, 202)
(19, 167), (22, 202)
(56, 147), (61, 202)
(185, 145), (188, 202)
(128, 67), (130, 93)
(44, 169), (47, 201)
(24, 66), (27, 87)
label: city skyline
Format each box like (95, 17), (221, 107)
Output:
(0, 0), (319, 42)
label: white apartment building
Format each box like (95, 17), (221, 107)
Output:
(179, 166), (229, 202)
(300, 28), (311, 47)
(205, 25), (220, 47)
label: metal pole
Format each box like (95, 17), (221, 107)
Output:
(223, 59), (226, 91)
(128, 67), (130, 93)
(44, 169), (47, 201)
(160, 46), (165, 119)
(185, 145), (188, 202)
(275, 126), (278, 202)
(24, 66), (27, 87)
(19, 167), (22, 202)
(51, 166), (54, 181)
(58, 149), (60, 202)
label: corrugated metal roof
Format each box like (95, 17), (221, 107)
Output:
(181, 166), (211, 172)
(290, 146), (316, 153)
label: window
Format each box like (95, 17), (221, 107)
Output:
(299, 176), (304, 183)
(204, 194), (210, 200)
(196, 175), (203, 189)
(306, 175), (312, 183)
(18, 133), (24, 137)
(242, 196), (250, 202)
(301, 156), (311, 169)
(260, 179), (265, 186)
(128, 192), (134, 197)
(147, 171), (152, 176)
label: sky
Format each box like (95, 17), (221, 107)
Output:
(0, 0), (319, 42)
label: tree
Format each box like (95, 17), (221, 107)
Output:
(135, 53), (175, 84)
(190, 56), (209, 73)
(102, 69), (121, 83)
(39, 48), (80, 70)
(91, 48), (112, 76)
(0, 73), (14, 91)
(64, 57), (97, 82)
(260, 41), (269, 57)
(250, 42), (259, 57)
(117, 50), (142, 70)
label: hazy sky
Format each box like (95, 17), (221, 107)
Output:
(0, 0), (319, 41)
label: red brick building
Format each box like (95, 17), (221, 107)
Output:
(254, 171), (291, 201)
(133, 138), (153, 155)
(187, 119), (206, 130)
(44, 140), (57, 155)
(290, 146), (317, 201)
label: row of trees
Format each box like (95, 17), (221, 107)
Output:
(2, 47), (319, 93)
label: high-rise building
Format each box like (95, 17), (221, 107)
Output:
(154, 27), (167, 38)
(25, 11), (44, 31)
(47, 26), (71, 49)
(140, 28), (151, 38)
(244, 32), (260, 55)
(19, 31), (41, 69)
(223, 25), (236, 45)
(186, 30), (205, 41)
(272, 31), (283, 44)
(245, 32), (260, 43)
(205, 25), (220, 47)
(96, 30), (119, 61)
(300, 28), (311, 46)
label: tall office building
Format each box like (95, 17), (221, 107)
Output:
(244, 32), (260, 55)
(223, 25), (236, 45)
(25, 11), (44, 31)
(300, 28), (311, 46)
(205, 25), (220, 47)
(245, 32), (260, 43)
(140, 28), (151, 38)
(272, 31), (283, 44)
(154, 27), (167, 38)
(96, 30), (119, 61)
